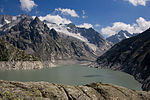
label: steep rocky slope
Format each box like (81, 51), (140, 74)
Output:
(0, 80), (149, 100)
(0, 39), (39, 61)
(94, 28), (150, 91)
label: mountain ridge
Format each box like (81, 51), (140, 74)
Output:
(93, 28), (150, 91)
(106, 30), (138, 44)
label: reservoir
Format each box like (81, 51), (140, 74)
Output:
(0, 64), (142, 90)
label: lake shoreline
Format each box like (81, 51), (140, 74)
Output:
(0, 60), (94, 71)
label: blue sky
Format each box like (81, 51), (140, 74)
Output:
(0, 0), (150, 37)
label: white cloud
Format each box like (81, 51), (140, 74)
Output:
(77, 23), (93, 29)
(55, 8), (79, 18)
(39, 14), (72, 25)
(95, 24), (100, 27)
(101, 17), (150, 37)
(126, 0), (150, 6)
(19, 0), (37, 12)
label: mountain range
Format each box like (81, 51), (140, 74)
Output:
(106, 30), (138, 44)
(0, 14), (111, 64)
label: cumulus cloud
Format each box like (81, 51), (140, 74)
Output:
(126, 0), (150, 6)
(39, 14), (72, 25)
(101, 17), (150, 37)
(77, 23), (93, 29)
(19, 0), (37, 12)
(55, 8), (79, 18)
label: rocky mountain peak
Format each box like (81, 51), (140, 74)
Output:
(30, 17), (43, 25)
(106, 30), (137, 44)
(118, 30), (130, 35)
(30, 17), (46, 31)
(50, 28), (59, 40)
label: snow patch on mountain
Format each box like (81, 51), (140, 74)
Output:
(12, 16), (17, 21)
(123, 32), (129, 38)
(4, 19), (11, 24)
(45, 22), (98, 52)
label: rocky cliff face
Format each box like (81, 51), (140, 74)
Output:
(0, 80), (149, 100)
(94, 28), (150, 91)
(0, 61), (43, 70)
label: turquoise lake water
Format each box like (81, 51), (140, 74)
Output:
(0, 64), (142, 90)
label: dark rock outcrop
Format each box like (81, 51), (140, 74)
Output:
(0, 80), (149, 100)
(142, 77), (150, 91)
(94, 28), (150, 91)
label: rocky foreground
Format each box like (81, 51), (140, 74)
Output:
(0, 80), (150, 100)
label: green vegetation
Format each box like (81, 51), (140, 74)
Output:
(0, 39), (40, 61)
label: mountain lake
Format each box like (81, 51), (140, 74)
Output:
(0, 64), (142, 90)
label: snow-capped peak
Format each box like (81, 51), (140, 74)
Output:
(123, 32), (129, 38)
(107, 30), (137, 44)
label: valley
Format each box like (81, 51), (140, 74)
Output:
(0, 14), (149, 99)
